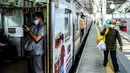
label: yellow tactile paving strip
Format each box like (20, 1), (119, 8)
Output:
(95, 23), (114, 73)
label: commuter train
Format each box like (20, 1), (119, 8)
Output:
(0, 0), (92, 73)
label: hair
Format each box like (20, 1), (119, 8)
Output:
(33, 12), (44, 21)
(81, 15), (84, 18)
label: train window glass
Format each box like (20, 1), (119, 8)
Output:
(65, 8), (71, 42)
(7, 9), (21, 27)
(65, 18), (68, 30)
(75, 13), (79, 32)
(75, 19), (78, 30)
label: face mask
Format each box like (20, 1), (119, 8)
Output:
(33, 19), (39, 25)
(110, 25), (115, 28)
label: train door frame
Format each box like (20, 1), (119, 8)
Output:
(46, 2), (51, 73)
(22, 2), (50, 73)
(73, 12), (80, 61)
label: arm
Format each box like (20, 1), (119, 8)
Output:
(116, 30), (123, 47)
(24, 25), (44, 42)
(28, 31), (42, 42)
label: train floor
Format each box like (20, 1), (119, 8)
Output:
(0, 58), (29, 73)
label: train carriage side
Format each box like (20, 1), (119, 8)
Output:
(50, 0), (74, 73)
(50, 0), (92, 73)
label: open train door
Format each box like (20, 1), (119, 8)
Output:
(34, 1), (51, 73)
(22, 0), (51, 73)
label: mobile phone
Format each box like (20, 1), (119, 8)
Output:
(23, 25), (26, 28)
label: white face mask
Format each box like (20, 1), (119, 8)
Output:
(33, 20), (39, 25)
(110, 25), (115, 28)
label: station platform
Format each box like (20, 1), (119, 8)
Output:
(76, 23), (130, 73)
(76, 23), (105, 73)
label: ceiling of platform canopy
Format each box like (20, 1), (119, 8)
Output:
(77, 0), (93, 14)
(107, 0), (127, 14)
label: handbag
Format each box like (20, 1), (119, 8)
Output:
(23, 38), (34, 51)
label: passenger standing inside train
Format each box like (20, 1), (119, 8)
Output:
(80, 15), (85, 40)
(101, 20), (123, 73)
(23, 12), (44, 73)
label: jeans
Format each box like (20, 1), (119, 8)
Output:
(104, 49), (119, 71)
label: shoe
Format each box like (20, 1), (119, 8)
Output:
(114, 70), (120, 73)
(103, 63), (107, 67)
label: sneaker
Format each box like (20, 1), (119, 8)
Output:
(103, 63), (107, 67)
(114, 70), (120, 73)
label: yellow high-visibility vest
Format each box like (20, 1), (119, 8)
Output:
(81, 19), (85, 29)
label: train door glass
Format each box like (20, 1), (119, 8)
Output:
(75, 13), (79, 35)
(65, 8), (71, 42)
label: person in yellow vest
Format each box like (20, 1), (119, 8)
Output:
(80, 15), (85, 40)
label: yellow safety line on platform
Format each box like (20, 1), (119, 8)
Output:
(95, 23), (114, 73)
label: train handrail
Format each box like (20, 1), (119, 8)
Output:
(30, 2), (34, 14)
(22, 0), (28, 14)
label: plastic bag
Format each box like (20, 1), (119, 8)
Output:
(96, 40), (106, 51)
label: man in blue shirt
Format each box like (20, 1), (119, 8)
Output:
(24, 12), (44, 73)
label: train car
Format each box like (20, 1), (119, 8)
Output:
(0, 0), (92, 73)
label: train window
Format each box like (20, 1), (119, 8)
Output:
(7, 9), (21, 27)
(75, 13), (79, 32)
(65, 18), (68, 30)
(65, 8), (71, 42)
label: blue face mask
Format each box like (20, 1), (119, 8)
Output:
(33, 19), (39, 25)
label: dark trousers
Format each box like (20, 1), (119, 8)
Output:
(104, 49), (119, 71)
(29, 55), (44, 73)
(80, 29), (84, 40)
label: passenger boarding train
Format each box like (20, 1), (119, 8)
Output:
(0, 0), (92, 73)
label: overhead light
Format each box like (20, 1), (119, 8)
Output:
(110, 3), (115, 9)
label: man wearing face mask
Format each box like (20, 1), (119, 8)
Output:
(101, 20), (123, 73)
(23, 12), (44, 73)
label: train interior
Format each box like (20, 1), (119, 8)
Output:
(0, 0), (48, 73)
